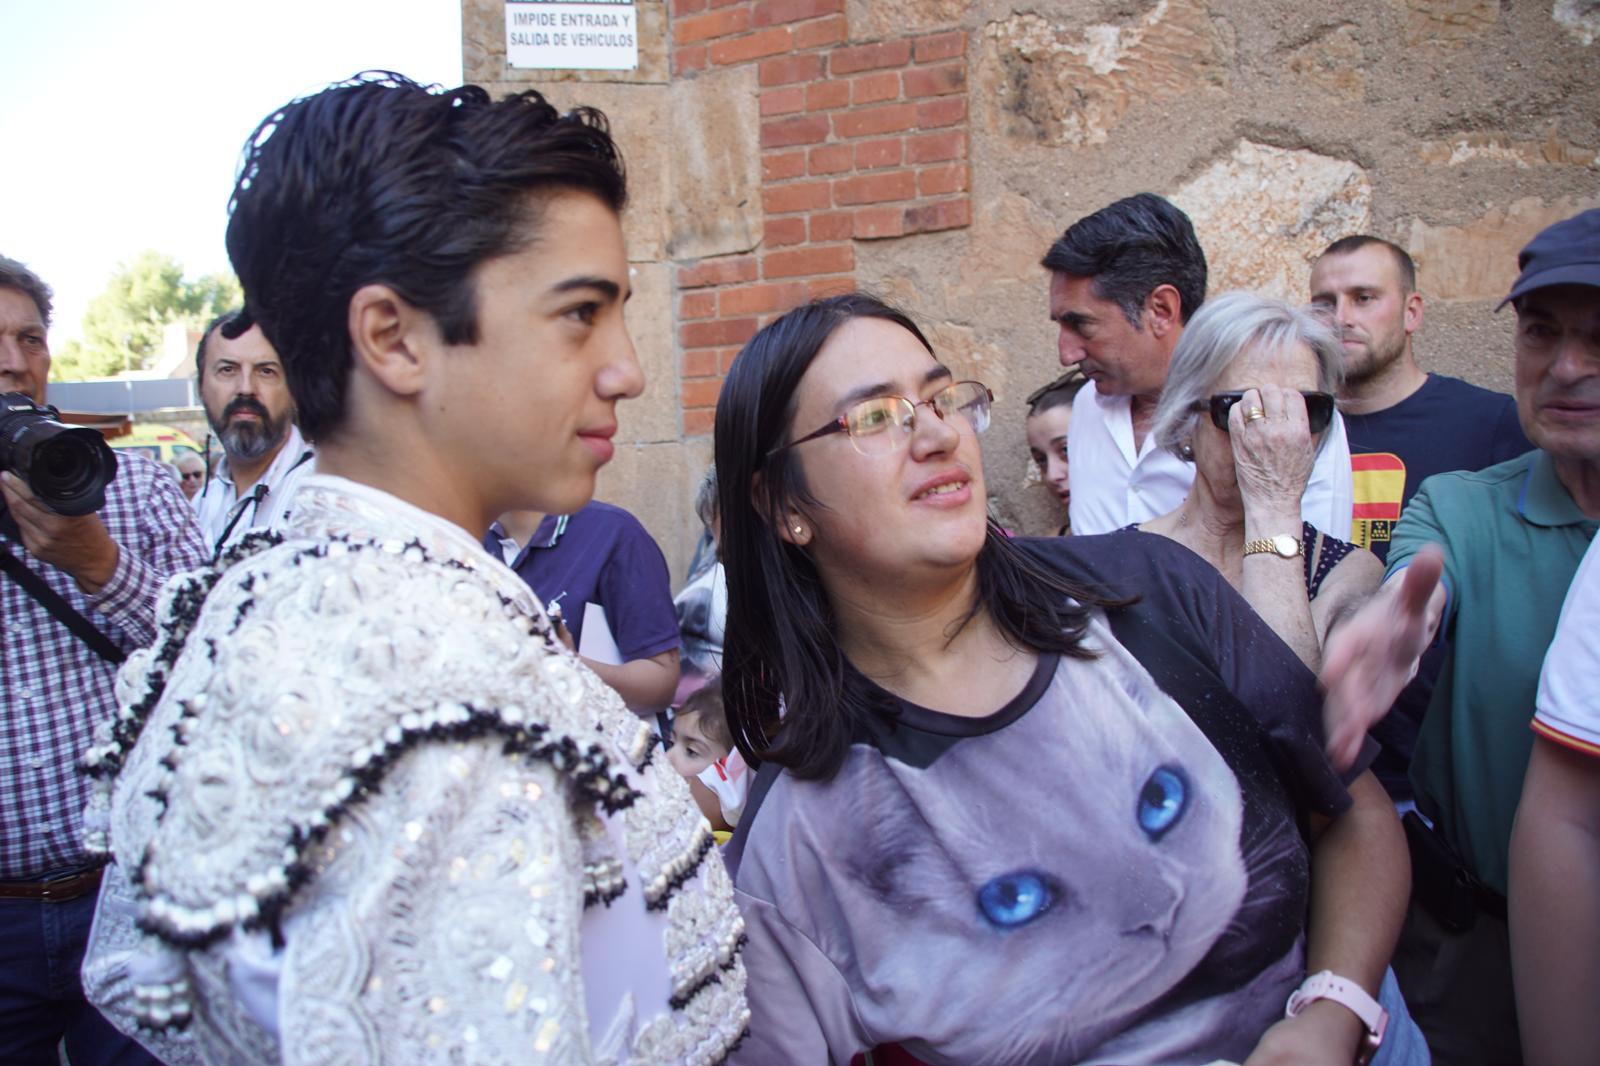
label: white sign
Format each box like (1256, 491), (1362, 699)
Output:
(506, 1), (639, 71)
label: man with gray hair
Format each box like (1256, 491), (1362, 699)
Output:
(0, 254), (205, 1064)
(1322, 208), (1600, 1064)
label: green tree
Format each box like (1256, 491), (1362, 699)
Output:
(50, 251), (243, 381)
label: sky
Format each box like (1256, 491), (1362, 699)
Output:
(1, 1), (464, 345)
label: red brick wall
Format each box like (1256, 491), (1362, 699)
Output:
(669, 0), (971, 436)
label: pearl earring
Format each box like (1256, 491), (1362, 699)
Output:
(792, 525), (803, 535)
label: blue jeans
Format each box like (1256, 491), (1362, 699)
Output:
(0, 889), (163, 1066)
(1372, 966), (1431, 1066)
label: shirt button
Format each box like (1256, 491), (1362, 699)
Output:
(41, 822), (57, 834)
(30, 757), (45, 770)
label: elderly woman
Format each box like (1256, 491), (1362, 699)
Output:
(715, 293), (1421, 1065)
(1133, 292), (1384, 669)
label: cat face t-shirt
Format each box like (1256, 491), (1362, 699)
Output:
(727, 532), (1362, 1066)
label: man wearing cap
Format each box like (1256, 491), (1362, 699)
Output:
(1321, 208), (1600, 1064)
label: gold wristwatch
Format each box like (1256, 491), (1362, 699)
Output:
(1243, 533), (1303, 559)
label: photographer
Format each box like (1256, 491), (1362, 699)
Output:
(0, 255), (206, 1065)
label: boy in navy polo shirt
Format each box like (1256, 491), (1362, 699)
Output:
(489, 499), (681, 713)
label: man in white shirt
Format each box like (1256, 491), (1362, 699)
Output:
(1042, 193), (1352, 536)
(1512, 533), (1600, 1066)
(193, 313), (313, 556)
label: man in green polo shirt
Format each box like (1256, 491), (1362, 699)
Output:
(1325, 208), (1600, 1064)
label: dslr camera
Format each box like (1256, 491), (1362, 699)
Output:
(0, 392), (119, 516)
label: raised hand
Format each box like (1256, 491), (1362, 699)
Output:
(1229, 384), (1317, 519)
(1319, 546), (1446, 771)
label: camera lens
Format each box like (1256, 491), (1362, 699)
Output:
(0, 393), (119, 515)
(31, 432), (111, 512)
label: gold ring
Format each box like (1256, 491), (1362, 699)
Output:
(1244, 406), (1266, 422)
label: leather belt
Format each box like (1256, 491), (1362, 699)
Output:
(0, 865), (105, 903)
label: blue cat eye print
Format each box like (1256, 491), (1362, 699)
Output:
(977, 871), (1056, 929)
(1137, 766), (1188, 840)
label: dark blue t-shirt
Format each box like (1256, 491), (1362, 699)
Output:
(486, 500), (681, 664)
(1343, 374), (1531, 800)
(1345, 374), (1531, 565)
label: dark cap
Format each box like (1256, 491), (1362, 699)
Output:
(1499, 207), (1600, 309)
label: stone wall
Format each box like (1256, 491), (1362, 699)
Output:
(463, 0), (1599, 568)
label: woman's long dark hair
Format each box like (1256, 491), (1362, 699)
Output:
(714, 293), (1125, 781)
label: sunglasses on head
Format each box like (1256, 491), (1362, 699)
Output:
(1194, 391), (1336, 435)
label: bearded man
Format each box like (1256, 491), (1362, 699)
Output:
(1310, 237), (1532, 804)
(1320, 210), (1600, 1063)
(193, 312), (313, 555)
(1310, 236), (1532, 563)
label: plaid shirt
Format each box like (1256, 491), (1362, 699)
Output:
(1, 452), (207, 878)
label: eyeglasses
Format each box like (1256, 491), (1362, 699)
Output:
(1193, 391), (1336, 435)
(770, 380), (994, 458)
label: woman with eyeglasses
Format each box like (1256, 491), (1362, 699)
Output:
(1129, 292), (1384, 670)
(715, 293), (1418, 1066)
